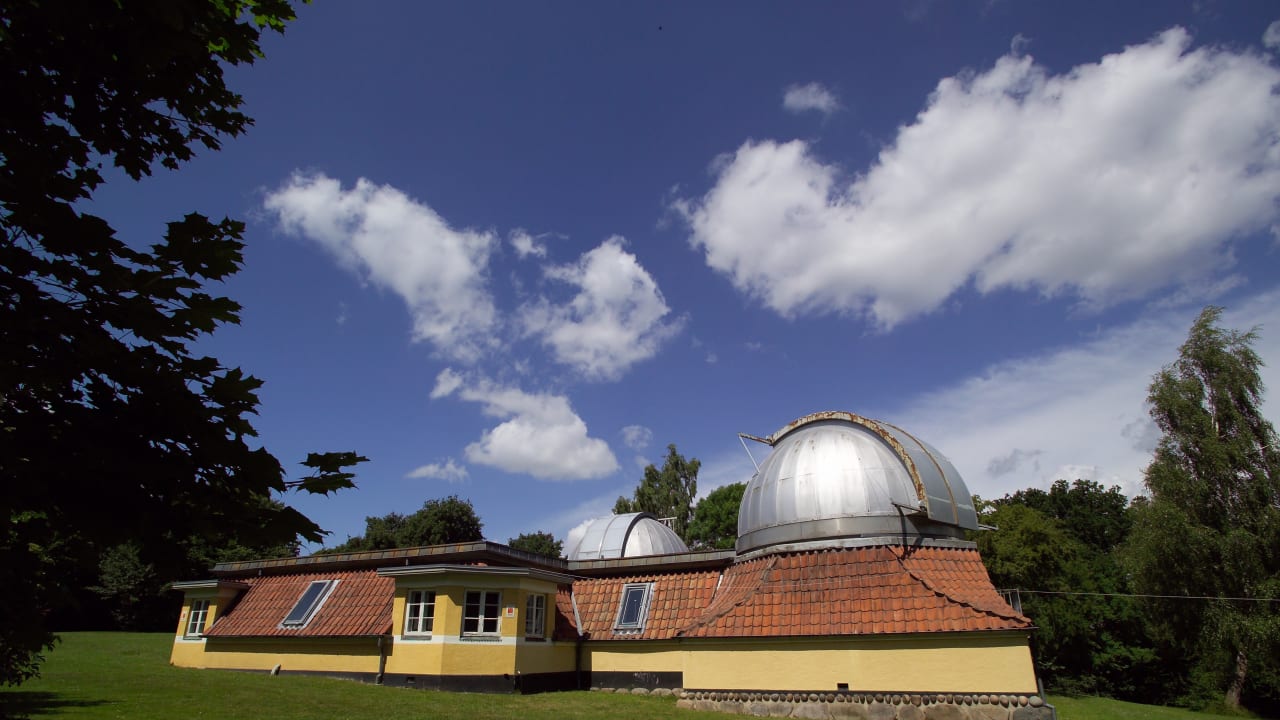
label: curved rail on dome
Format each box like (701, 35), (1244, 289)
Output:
(762, 411), (977, 531)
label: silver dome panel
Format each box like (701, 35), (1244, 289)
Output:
(566, 512), (689, 561)
(736, 411), (978, 554)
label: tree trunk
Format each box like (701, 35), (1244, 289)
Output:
(1225, 647), (1248, 708)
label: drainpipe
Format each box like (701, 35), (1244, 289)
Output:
(376, 635), (389, 685)
(575, 633), (588, 690)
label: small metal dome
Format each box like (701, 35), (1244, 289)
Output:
(737, 411), (978, 555)
(566, 512), (690, 561)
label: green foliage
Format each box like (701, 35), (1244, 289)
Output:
(328, 497), (485, 552)
(614, 444), (700, 543)
(88, 544), (168, 632)
(1124, 307), (1280, 712)
(0, 0), (365, 686)
(687, 483), (745, 550)
(507, 531), (564, 559)
(977, 480), (1159, 701)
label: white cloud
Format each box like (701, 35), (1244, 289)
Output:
(406, 458), (469, 482)
(1265, 20), (1280, 50)
(621, 424), (653, 451)
(264, 172), (498, 361)
(431, 369), (619, 480)
(521, 237), (684, 380)
(510, 229), (547, 259)
(889, 290), (1280, 501)
(681, 29), (1280, 328)
(782, 82), (841, 115)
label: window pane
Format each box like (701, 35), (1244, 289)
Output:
(186, 600), (208, 636)
(525, 595), (545, 637)
(615, 583), (653, 630)
(282, 580), (334, 627)
(620, 588), (644, 624)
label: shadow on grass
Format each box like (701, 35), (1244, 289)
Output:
(0, 690), (108, 718)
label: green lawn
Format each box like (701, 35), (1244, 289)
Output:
(1050, 695), (1256, 720)
(0, 633), (721, 720)
(0, 633), (1255, 720)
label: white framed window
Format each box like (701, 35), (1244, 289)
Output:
(281, 579), (337, 628)
(462, 590), (501, 636)
(185, 599), (210, 638)
(525, 594), (546, 638)
(614, 582), (654, 632)
(404, 590), (436, 636)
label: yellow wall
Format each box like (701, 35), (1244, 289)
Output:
(677, 633), (1037, 694)
(381, 577), (573, 678)
(179, 638), (382, 673)
(586, 642), (683, 673)
(170, 588), (241, 667)
(515, 642), (576, 675)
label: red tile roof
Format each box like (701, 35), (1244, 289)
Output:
(676, 545), (1030, 638)
(204, 569), (393, 638)
(200, 544), (1026, 642)
(570, 569), (723, 640)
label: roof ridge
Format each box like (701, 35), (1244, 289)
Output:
(675, 555), (777, 637)
(889, 545), (1028, 623)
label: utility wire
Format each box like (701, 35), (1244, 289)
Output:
(1012, 589), (1280, 602)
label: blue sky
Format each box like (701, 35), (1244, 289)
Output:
(90, 1), (1280, 552)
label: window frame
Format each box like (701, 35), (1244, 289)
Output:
(613, 582), (654, 633)
(524, 593), (546, 639)
(185, 599), (210, 638)
(280, 579), (338, 628)
(462, 590), (502, 637)
(404, 589), (437, 637)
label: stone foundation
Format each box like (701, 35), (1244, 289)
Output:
(670, 690), (1054, 720)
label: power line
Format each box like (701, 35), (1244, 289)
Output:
(1012, 589), (1280, 602)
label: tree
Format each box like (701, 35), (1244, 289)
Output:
(979, 482), (1157, 700)
(508, 531), (564, 559)
(327, 497), (485, 552)
(687, 482), (745, 550)
(1125, 306), (1280, 711)
(0, 0), (365, 685)
(614, 444), (700, 543)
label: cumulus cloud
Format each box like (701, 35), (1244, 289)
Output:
(680, 28), (1280, 328)
(621, 424), (653, 451)
(782, 82), (840, 115)
(406, 458), (469, 482)
(521, 237), (684, 380)
(891, 290), (1280, 501)
(265, 172), (498, 361)
(1265, 20), (1280, 50)
(510, 229), (547, 259)
(431, 369), (619, 480)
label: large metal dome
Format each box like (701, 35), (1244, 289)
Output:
(565, 512), (690, 561)
(737, 411), (979, 555)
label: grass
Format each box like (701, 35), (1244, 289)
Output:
(0, 633), (720, 720)
(0, 633), (1261, 720)
(1050, 695), (1257, 720)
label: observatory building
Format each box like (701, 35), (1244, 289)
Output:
(171, 412), (1046, 719)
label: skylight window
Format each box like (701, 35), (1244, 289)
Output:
(614, 582), (654, 632)
(281, 580), (337, 628)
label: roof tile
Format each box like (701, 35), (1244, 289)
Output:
(676, 545), (1030, 639)
(204, 569), (392, 638)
